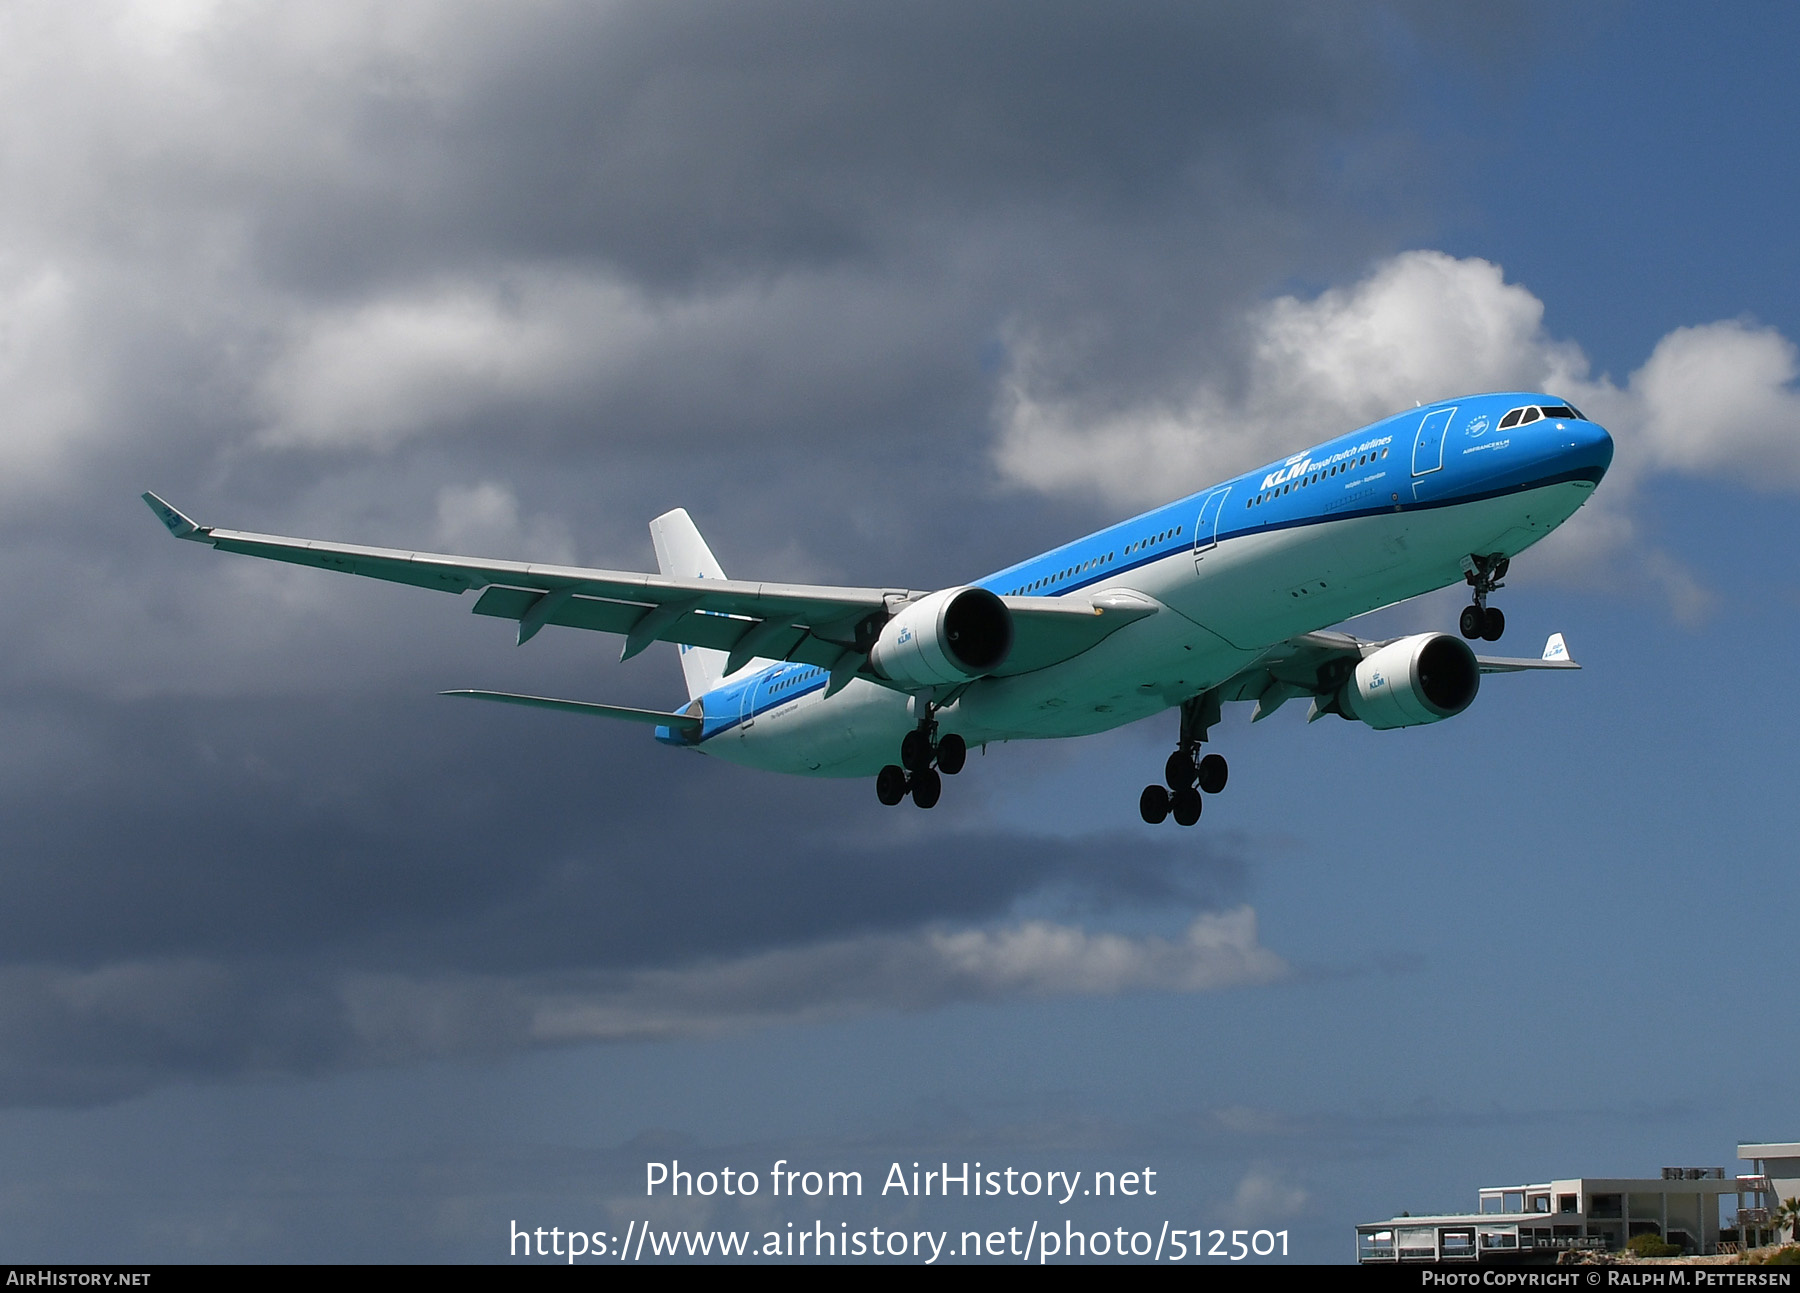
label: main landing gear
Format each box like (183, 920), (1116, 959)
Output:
(1459, 552), (1509, 643)
(1140, 748), (1228, 826)
(1141, 691), (1228, 827)
(876, 713), (966, 810)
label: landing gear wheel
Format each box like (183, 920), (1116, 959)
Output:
(1197, 753), (1229, 795)
(1461, 552), (1509, 642)
(1164, 749), (1197, 790)
(876, 765), (908, 806)
(1139, 785), (1170, 824)
(1171, 786), (1203, 827)
(910, 767), (942, 809)
(900, 728), (932, 773)
(937, 733), (967, 775)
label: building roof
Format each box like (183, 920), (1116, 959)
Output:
(1476, 1177), (1738, 1195)
(1739, 1143), (1800, 1159)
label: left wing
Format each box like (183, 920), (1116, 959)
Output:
(142, 493), (1152, 686)
(1471, 631), (1579, 673)
(1205, 629), (1579, 725)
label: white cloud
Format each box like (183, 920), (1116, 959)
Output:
(0, 260), (100, 484)
(924, 907), (1283, 998)
(1629, 320), (1800, 479)
(247, 265), (951, 456)
(995, 249), (1800, 507)
(432, 481), (574, 563)
(0, 910), (1282, 1089)
(254, 280), (631, 451)
(995, 251), (1585, 507)
(993, 249), (1800, 618)
(341, 908), (1288, 1057)
(1226, 1167), (1308, 1224)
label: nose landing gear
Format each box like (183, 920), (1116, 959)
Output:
(1459, 553), (1508, 642)
(877, 712), (967, 809)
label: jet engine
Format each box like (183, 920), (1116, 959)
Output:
(1336, 632), (1479, 730)
(868, 587), (1012, 688)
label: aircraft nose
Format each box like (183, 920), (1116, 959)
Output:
(1554, 416), (1613, 482)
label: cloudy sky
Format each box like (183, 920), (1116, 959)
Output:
(1, 0), (1796, 1264)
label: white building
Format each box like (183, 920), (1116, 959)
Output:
(1737, 1142), (1800, 1248)
(1358, 1165), (1740, 1264)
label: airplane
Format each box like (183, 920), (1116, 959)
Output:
(143, 390), (1612, 824)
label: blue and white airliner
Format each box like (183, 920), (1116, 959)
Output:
(144, 392), (1612, 823)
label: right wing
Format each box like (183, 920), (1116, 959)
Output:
(143, 493), (1155, 686)
(145, 491), (904, 672)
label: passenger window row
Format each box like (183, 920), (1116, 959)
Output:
(1250, 448), (1388, 508)
(1007, 531), (1185, 596)
(770, 667), (823, 693)
(1125, 527), (1180, 556)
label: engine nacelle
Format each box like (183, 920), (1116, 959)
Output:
(868, 587), (1013, 688)
(1337, 632), (1479, 730)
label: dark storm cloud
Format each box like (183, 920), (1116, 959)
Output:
(0, 682), (1260, 1103)
(0, 1), (1525, 1103)
(0, 1), (1480, 598)
(0, 0), (1428, 524)
(0, 691), (1248, 972)
(147, 2), (1394, 291)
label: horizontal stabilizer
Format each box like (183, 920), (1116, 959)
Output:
(440, 690), (701, 732)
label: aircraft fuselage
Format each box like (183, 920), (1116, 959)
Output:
(668, 392), (1612, 776)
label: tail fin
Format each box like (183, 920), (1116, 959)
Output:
(649, 508), (729, 700)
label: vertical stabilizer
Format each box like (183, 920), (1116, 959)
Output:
(649, 508), (729, 699)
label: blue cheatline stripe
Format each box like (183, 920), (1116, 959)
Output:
(977, 466), (1600, 601)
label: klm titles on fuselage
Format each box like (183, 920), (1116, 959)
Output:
(1258, 433), (1395, 492)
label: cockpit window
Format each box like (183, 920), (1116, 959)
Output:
(1498, 403), (1586, 428)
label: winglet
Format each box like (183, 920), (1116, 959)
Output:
(141, 492), (207, 541)
(1542, 632), (1571, 663)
